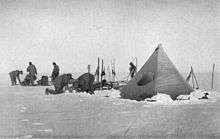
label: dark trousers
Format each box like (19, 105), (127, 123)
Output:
(29, 75), (36, 85)
(51, 73), (59, 81)
(9, 74), (17, 85)
(131, 72), (135, 78)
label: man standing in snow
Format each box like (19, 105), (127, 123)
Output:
(129, 62), (137, 78)
(9, 70), (23, 85)
(26, 62), (37, 85)
(51, 62), (60, 81)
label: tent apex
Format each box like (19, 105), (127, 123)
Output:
(155, 43), (163, 51)
(158, 43), (162, 47)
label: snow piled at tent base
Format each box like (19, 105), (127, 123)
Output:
(64, 89), (219, 105)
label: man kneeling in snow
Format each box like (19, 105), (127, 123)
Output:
(45, 74), (73, 95)
(21, 74), (37, 86)
(71, 73), (95, 95)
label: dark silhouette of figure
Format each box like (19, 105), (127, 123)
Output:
(9, 70), (23, 85)
(45, 74), (73, 95)
(129, 62), (137, 78)
(73, 73), (95, 94)
(26, 62), (37, 85)
(51, 62), (60, 81)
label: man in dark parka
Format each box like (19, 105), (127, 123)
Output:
(45, 73), (73, 95)
(26, 62), (37, 85)
(9, 70), (23, 85)
(51, 62), (60, 81)
(129, 62), (137, 78)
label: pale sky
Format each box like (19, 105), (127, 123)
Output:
(0, 0), (219, 74)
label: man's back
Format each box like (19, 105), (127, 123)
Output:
(27, 64), (37, 75)
(54, 65), (59, 72)
(53, 74), (72, 89)
(77, 73), (95, 92)
(9, 70), (20, 77)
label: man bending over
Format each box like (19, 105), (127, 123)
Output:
(9, 70), (23, 85)
(45, 74), (73, 95)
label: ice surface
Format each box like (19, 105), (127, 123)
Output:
(94, 89), (121, 98)
(0, 82), (219, 138)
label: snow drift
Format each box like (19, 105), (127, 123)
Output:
(65, 88), (219, 105)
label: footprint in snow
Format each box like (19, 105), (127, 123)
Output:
(20, 135), (33, 138)
(37, 129), (53, 132)
(32, 122), (45, 126)
(21, 119), (29, 122)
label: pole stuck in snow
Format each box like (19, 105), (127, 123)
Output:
(97, 57), (100, 82)
(211, 63), (215, 90)
(112, 59), (116, 81)
(107, 66), (110, 81)
(101, 59), (104, 81)
(87, 65), (91, 73)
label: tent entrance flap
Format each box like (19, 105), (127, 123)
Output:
(137, 73), (154, 86)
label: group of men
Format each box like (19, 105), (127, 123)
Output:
(9, 61), (137, 95)
(9, 62), (60, 86)
(9, 61), (94, 95)
(45, 62), (137, 95)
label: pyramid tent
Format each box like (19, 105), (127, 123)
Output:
(120, 44), (193, 100)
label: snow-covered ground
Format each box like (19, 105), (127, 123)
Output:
(0, 73), (219, 138)
(0, 83), (219, 139)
